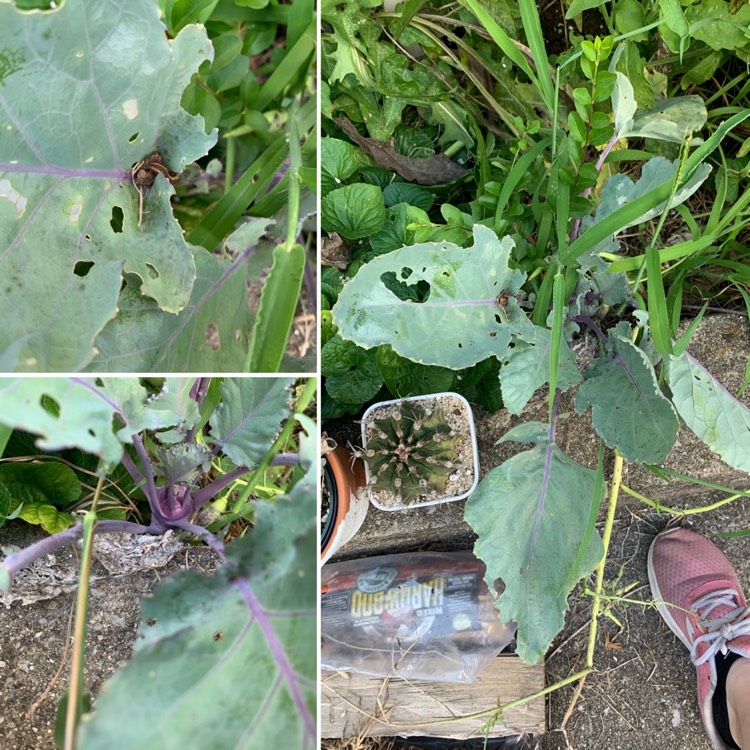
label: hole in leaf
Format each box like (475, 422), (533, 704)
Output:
(128, 132), (140, 143)
(205, 323), (220, 351)
(41, 395), (60, 417)
(110, 206), (124, 233)
(145, 263), (159, 279)
(88, 428), (96, 437)
(84, 234), (91, 241)
(74, 261), (94, 277)
(381, 270), (430, 303)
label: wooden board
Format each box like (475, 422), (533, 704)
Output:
(321, 654), (546, 740)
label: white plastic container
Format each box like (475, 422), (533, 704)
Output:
(360, 392), (479, 511)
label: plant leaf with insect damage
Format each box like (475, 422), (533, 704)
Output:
(78, 427), (317, 750)
(0, 379), (124, 465)
(332, 224), (537, 369)
(0, 0), (217, 372)
(0, 378), (185, 466)
(88, 220), (274, 372)
(465, 431), (605, 664)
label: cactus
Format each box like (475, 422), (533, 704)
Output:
(360, 402), (460, 504)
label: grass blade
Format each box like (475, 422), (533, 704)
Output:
(565, 109), (750, 266)
(187, 137), (287, 251)
(519, 0), (555, 114)
(253, 23), (315, 111)
(646, 245), (673, 355)
(246, 243), (306, 372)
(459, 0), (539, 89)
(494, 137), (551, 228)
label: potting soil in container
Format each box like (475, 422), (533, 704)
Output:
(321, 551), (516, 683)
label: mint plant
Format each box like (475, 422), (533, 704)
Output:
(0, 376), (316, 747)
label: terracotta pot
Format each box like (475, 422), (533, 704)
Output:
(321, 445), (368, 564)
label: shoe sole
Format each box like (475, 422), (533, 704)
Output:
(647, 527), (695, 653)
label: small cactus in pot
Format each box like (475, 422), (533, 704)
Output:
(357, 402), (460, 505)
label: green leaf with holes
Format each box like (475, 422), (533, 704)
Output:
(332, 225), (536, 369)
(0, 0), (217, 372)
(89, 216), (272, 372)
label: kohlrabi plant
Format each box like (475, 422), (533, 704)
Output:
(0, 0), (315, 373)
(358, 402), (460, 504)
(0, 376), (316, 748)
(331, 113), (750, 665)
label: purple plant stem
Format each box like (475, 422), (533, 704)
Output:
(303, 256), (317, 310)
(190, 454), (299, 512)
(271, 452), (298, 467)
(570, 315), (608, 344)
(1, 520), (157, 579)
(170, 520), (226, 561)
(131, 433), (161, 514)
(569, 132), (621, 242)
(236, 578), (315, 742)
(186, 378), (212, 444)
(120, 450), (144, 486)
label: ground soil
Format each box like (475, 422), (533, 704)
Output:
(0, 524), (218, 750)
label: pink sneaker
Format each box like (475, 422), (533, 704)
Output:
(648, 527), (750, 750)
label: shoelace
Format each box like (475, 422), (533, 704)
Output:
(687, 588), (750, 666)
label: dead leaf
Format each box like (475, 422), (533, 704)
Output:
(336, 117), (470, 186)
(322, 232), (351, 270)
(604, 631), (622, 651)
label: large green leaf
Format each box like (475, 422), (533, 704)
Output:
(0, 0), (217, 372)
(0, 378), (187, 466)
(0, 379), (124, 464)
(321, 183), (385, 239)
(575, 334), (679, 463)
(500, 329), (582, 415)
(321, 335), (384, 404)
(668, 351), (750, 473)
(465, 430), (605, 664)
(89, 248), (252, 372)
(333, 225), (535, 369)
(78, 448), (316, 750)
(209, 378), (295, 468)
(375, 345), (455, 398)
